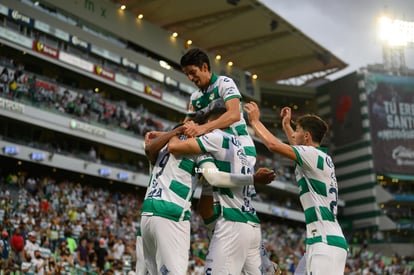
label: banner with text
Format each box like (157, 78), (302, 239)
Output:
(365, 73), (414, 175)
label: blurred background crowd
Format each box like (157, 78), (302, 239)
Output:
(0, 172), (413, 275)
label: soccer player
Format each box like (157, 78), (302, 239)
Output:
(243, 102), (348, 275)
(168, 106), (265, 275)
(140, 123), (274, 275)
(180, 48), (256, 166)
(180, 49), (280, 274)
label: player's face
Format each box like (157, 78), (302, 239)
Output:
(182, 63), (210, 89)
(293, 125), (307, 145)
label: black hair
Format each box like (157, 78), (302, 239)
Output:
(295, 114), (329, 144)
(206, 106), (227, 120)
(180, 48), (211, 71)
(173, 123), (184, 130)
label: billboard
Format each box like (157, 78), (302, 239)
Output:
(365, 73), (414, 175)
(323, 72), (364, 146)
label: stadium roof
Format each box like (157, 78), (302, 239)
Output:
(116, 0), (348, 83)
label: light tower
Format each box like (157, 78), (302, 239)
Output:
(378, 16), (414, 74)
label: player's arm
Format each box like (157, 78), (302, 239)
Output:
(280, 107), (296, 145)
(203, 98), (241, 133)
(244, 102), (297, 162)
(184, 98), (240, 137)
(200, 162), (275, 187)
(168, 137), (275, 187)
(167, 135), (202, 155)
(145, 125), (184, 164)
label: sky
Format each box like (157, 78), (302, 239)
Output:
(260, 0), (414, 81)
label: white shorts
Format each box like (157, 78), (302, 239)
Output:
(294, 253), (306, 275)
(205, 217), (262, 275)
(135, 235), (147, 275)
(306, 243), (347, 275)
(141, 215), (190, 275)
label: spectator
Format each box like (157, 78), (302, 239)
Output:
(76, 237), (90, 270)
(57, 241), (75, 274)
(10, 227), (25, 265)
(64, 231), (77, 255)
(31, 249), (47, 275)
(47, 216), (60, 252)
(0, 231), (10, 270)
(96, 238), (109, 274)
(24, 231), (40, 261)
(111, 238), (125, 262)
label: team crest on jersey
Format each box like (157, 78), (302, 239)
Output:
(326, 156), (334, 168)
(231, 136), (241, 146)
(223, 77), (230, 82)
(225, 86), (236, 94)
(160, 265), (169, 275)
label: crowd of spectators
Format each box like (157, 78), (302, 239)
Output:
(0, 172), (413, 275)
(0, 57), (302, 187)
(0, 57), (172, 138)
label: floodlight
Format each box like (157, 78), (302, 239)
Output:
(379, 16), (414, 47)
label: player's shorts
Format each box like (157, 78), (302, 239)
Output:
(141, 215), (190, 275)
(205, 217), (262, 275)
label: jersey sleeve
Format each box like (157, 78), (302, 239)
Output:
(219, 76), (241, 102)
(292, 145), (312, 167)
(195, 131), (222, 154)
(195, 153), (215, 167)
(186, 92), (197, 117)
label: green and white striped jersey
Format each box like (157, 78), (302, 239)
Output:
(141, 144), (199, 222)
(188, 73), (256, 163)
(196, 129), (260, 225)
(292, 145), (348, 251)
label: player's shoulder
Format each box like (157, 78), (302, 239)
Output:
(199, 129), (225, 143)
(189, 89), (203, 99)
(216, 75), (235, 84)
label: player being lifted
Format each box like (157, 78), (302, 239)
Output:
(180, 48), (279, 274)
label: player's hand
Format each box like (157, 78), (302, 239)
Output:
(184, 121), (206, 137)
(144, 131), (160, 146)
(280, 107), (292, 127)
(145, 131), (163, 141)
(243, 102), (260, 123)
(253, 168), (276, 185)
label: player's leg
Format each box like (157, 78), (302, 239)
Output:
(293, 253), (306, 275)
(307, 243), (347, 275)
(241, 225), (262, 275)
(198, 183), (220, 239)
(152, 216), (191, 274)
(140, 216), (157, 274)
(135, 234), (147, 275)
(205, 218), (250, 275)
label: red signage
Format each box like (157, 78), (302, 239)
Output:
(94, 65), (115, 81)
(32, 41), (59, 59)
(144, 85), (162, 99)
